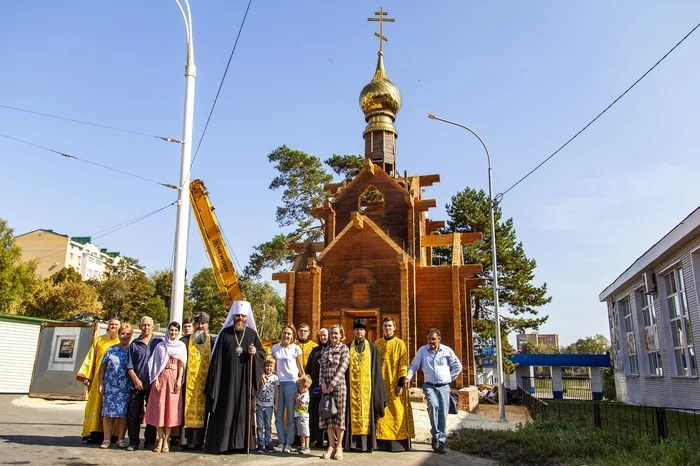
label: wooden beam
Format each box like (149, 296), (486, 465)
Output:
(421, 232), (483, 247)
(452, 266), (463, 388)
(425, 220), (445, 234)
(458, 264), (483, 275)
(289, 242), (325, 253)
(451, 232), (462, 266)
(272, 272), (290, 284)
(324, 181), (345, 193)
(351, 211), (364, 230)
(415, 199), (436, 212)
(419, 174), (440, 187)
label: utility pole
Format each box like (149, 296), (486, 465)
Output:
(170, 0), (196, 325)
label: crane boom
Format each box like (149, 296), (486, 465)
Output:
(189, 179), (244, 309)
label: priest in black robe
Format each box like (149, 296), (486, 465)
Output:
(204, 301), (265, 454)
(343, 318), (387, 452)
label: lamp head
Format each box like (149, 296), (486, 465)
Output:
(428, 113), (436, 119)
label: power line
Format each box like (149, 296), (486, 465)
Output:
(499, 20), (700, 199)
(0, 132), (178, 190)
(91, 201), (177, 240)
(188, 0), (253, 172)
(0, 103), (182, 143)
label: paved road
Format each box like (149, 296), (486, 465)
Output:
(0, 395), (498, 465)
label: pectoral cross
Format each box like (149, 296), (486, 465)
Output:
(367, 7), (395, 54)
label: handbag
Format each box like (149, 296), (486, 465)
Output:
(319, 393), (338, 419)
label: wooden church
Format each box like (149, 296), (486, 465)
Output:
(273, 14), (485, 387)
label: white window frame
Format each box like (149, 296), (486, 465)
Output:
(618, 297), (638, 376)
(636, 289), (663, 376)
(664, 266), (696, 377)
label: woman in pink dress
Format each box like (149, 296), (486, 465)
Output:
(145, 321), (187, 452)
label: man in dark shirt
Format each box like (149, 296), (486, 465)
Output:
(125, 316), (162, 451)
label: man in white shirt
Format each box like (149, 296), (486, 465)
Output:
(404, 328), (462, 454)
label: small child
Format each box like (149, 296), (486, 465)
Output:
(294, 374), (312, 454)
(256, 356), (278, 453)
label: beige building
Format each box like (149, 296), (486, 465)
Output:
(516, 332), (560, 351)
(15, 229), (120, 280)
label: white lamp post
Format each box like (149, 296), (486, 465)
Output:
(170, 0), (196, 325)
(428, 113), (506, 422)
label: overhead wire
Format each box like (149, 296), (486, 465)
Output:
(0, 103), (181, 143)
(0, 132), (178, 190)
(498, 20), (700, 200)
(187, 0), (253, 175)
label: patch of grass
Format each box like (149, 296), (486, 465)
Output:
(447, 419), (700, 466)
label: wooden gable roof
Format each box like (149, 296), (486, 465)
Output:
(331, 159), (411, 205)
(317, 212), (412, 264)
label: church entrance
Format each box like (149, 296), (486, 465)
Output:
(341, 308), (379, 342)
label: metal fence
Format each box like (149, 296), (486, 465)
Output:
(521, 376), (594, 401)
(518, 388), (700, 441)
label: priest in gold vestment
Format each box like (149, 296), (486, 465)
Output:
(343, 318), (387, 452)
(76, 318), (120, 441)
(296, 323), (318, 367)
(179, 312), (215, 449)
(375, 317), (415, 451)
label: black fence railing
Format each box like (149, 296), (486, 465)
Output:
(518, 387), (700, 441)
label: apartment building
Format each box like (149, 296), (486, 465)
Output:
(15, 229), (120, 280)
(516, 332), (560, 351)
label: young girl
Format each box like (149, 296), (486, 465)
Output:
(256, 356), (278, 453)
(294, 374), (312, 454)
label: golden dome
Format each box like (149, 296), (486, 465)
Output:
(359, 53), (402, 119)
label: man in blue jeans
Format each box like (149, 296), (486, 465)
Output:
(404, 328), (462, 454)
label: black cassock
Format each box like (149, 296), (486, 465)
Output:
(204, 326), (264, 453)
(343, 339), (387, 452)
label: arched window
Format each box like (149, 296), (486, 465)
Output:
(358, 185), (385, 216)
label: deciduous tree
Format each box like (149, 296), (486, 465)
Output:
(0, 218), (40, 314)
(26, 280), (101, 320)
(563, 334), (610, 355)
(94, 256), (155, 324)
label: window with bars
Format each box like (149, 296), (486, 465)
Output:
(638, 290), (663, 376)
(664, 267), (696, 376)
(619, 297), (638, 375)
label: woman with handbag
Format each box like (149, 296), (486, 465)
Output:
(319, 324), (350, 460)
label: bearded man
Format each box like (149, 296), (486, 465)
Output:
(374, 317), (415, 451)
(77, 317), (121, 442)
(343, 318), (387, 452)
(204, 301), (265, 453)
(179, 311), (215, 450)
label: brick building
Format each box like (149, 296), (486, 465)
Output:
(273, 46), (485, 387)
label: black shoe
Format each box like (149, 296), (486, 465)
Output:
(126, 444), (138, 451)
(431, 437), (439, 451)
(255, 445), (264, 453)
(264, 444), (275, 452)
(436, 443), (447, 454)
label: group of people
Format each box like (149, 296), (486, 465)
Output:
(77, 301), (462, 458)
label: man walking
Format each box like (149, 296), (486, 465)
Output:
(125, 316), (162, 451)
(404, 328), (462, 455)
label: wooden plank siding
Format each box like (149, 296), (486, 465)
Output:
(605, 234), (700, 409)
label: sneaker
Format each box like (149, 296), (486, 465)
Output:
(264, 444), (275, 452)
(274, 445), (284, 453)
(431, 437), (440, 451)
(125, 444), (138, 451)
(255, 445), (264, 453)
(299, 446), (310, 455)
(436, 443), (447, 455)
(283, 444), (292, 453)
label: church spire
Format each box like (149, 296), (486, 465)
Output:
(359, 8), (402, 176)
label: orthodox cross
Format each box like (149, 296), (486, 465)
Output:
(367, 7), (395, 54)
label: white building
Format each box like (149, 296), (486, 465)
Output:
(15, 229), (120, 280)
(599, 206), (700, 408)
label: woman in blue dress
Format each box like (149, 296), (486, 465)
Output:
(98, 323), (133, 449)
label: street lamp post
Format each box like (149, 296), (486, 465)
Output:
(428, 113), (507, 422)
(170, 0), (196, 325)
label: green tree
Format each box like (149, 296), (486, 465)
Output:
(0, 218), (40, 314)
(25, 280), (101, 320)
(563, 334), (610, 355)
(94, 256), (155, 324)
(244, 146), (363, 278)
(520, 342), (561, 354)
(441, 188), (551, 373)
(151, 269), (193, 316)
(189, 267), (227, 327)
(240, 277), (285, 340)
(50, 267), (83, 285)
(140, 296), (169, 329)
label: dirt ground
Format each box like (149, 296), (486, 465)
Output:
(475, 404), (530, 424)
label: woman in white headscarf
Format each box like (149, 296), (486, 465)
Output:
(144, 321), (187, 452)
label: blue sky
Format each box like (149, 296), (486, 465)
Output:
(2, 1), (699, 346)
